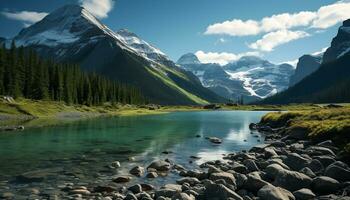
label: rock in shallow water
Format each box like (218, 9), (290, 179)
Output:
(147, 160), (171, 171)
(129, 166), (144, 177)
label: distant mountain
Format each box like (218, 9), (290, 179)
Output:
(12, 4), (224, 105)
(289, 54), (322, 87)
(261, 19), (350, 104)
(177, 54), (293, 102)
(323, 19), (350, 63)
(177, 53), (253, 101)
(224, 56), (294, 99)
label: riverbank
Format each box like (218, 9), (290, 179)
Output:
(0, 97), (338, 131)
(1, 107), (349, 199)
(55, 107), (348, 200)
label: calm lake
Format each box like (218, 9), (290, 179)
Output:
(0, 110), (269, 196)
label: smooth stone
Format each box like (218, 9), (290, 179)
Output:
(69, 189), (91, 195)
(137, 192), (153, 200)
(209, 172), (236, 185)
(257, 184), (295, 200)
(125, 193), (138, 200)
(264, 148), (278, 158)
(243, 173), (270, 192)
(140, 183), (155, 191)
(293, 188), (316, 200)
(128, 184), (142, 194)
(306, 159), (324, 174)
(203, 183), (243, 200)
(311, 176), (340, 194)
(208, 137), (222, 144)
(155, 189), (178, 198)
(129, 166), (144, 177)
(299, 167), (316, 178)
(171, 192), (195, 200)
(111, 161), (121, 168)
(148, 160), (171, 171)
(113, 176), (131, 183)
(306, 146), (336, 156)
(283, 153), (310, 171)
(325, 164), (350, 182)
(146, 172), (158, 178)
(232, 163), (249, 174)
(176, 177), (200, 186)
(163, 184), (182, 192)
(273, 168), (312, 192)
(243, 159), (260, 172)
(265, 163), (285, 179)
(313, 156), (336, 168)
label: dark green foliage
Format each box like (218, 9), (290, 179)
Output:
(260, 53), (350, 104)
(0, 42), (145, 105)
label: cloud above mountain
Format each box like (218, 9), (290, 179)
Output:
(1, 10), (48, 26)
(249, 30), (310, 52)
(195, 50), (261, 65)
(80, 0), (114, 19)
(204, 0), (350, 51)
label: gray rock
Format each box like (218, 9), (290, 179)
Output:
(243, 173), (270, 192)
(293, 188), (316, 200)
(257, 184), (295, 200)
(307, 146), (336, 157)
(128, 184), (142, 194)
(243, 159), (260, 172)
(113, 176), (131, 183)
(176, 177), (200, 186)
(325, 164), (350, 182)
(307, 159), (324, 174)
(210, 172), (236, 185)
(155, 189), (178, 198)
(273, 168), (312, 191)
(299, 167), (316, 178)
(171, 192), (195, 200)
(208, 137), (222, 144)
(140, 183), (155, 191)
(312, 176), (340, 194)
(138, 192), (153, 200)
(163, 184), (182, 192)
(270, 141), (287, 148)
(129, 166), (144, 177)
(313, 156), (336, 168)
(111, 161), (121, 168)
(264, 148), (278, 158)
(283, 153), (310, 171)
(146, 172), (158, 178)
(148, 160), (171, 171)
(232, 172), (248, 189)
(203, 183), (243, 200)
(125, 193), (138, 200)
(265, 164), (285, 179)
(233, 163), (249, 174)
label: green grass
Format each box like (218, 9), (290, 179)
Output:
(260, 105), (350, 154)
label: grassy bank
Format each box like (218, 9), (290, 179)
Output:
(260, 105), (350, 154)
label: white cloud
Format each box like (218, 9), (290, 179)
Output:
(312, 1), (350, 29)
(205, 19), (260, 36)
(1, 11), (48, 25)
(80, 0), (114, 19)
(204, 1), (350, 37)
(249, 30), (310, 52)
(195, 50), (261, 66)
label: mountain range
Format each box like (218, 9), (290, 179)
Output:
(261, 19), (350, 104)
(177, 54), (294, 103)
(9, 4), (224, 105)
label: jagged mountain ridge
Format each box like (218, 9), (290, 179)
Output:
(289, 54), (322, 87)
(177, 54), (294, 102)
(12, 4), (224, 105)
(261, 19), (350, 104)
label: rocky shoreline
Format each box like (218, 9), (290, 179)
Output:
(2, 120), (350, 200)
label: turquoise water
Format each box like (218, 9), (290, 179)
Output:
(0, 111), (268, 194)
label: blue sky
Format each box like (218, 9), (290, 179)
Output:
(0, 0), (348, 65)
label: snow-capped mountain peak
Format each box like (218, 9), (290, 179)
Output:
(177, 53), (201, 65)
(115, 29), (171, 65)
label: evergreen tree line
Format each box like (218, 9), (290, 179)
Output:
(0, 42), (145, 105)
